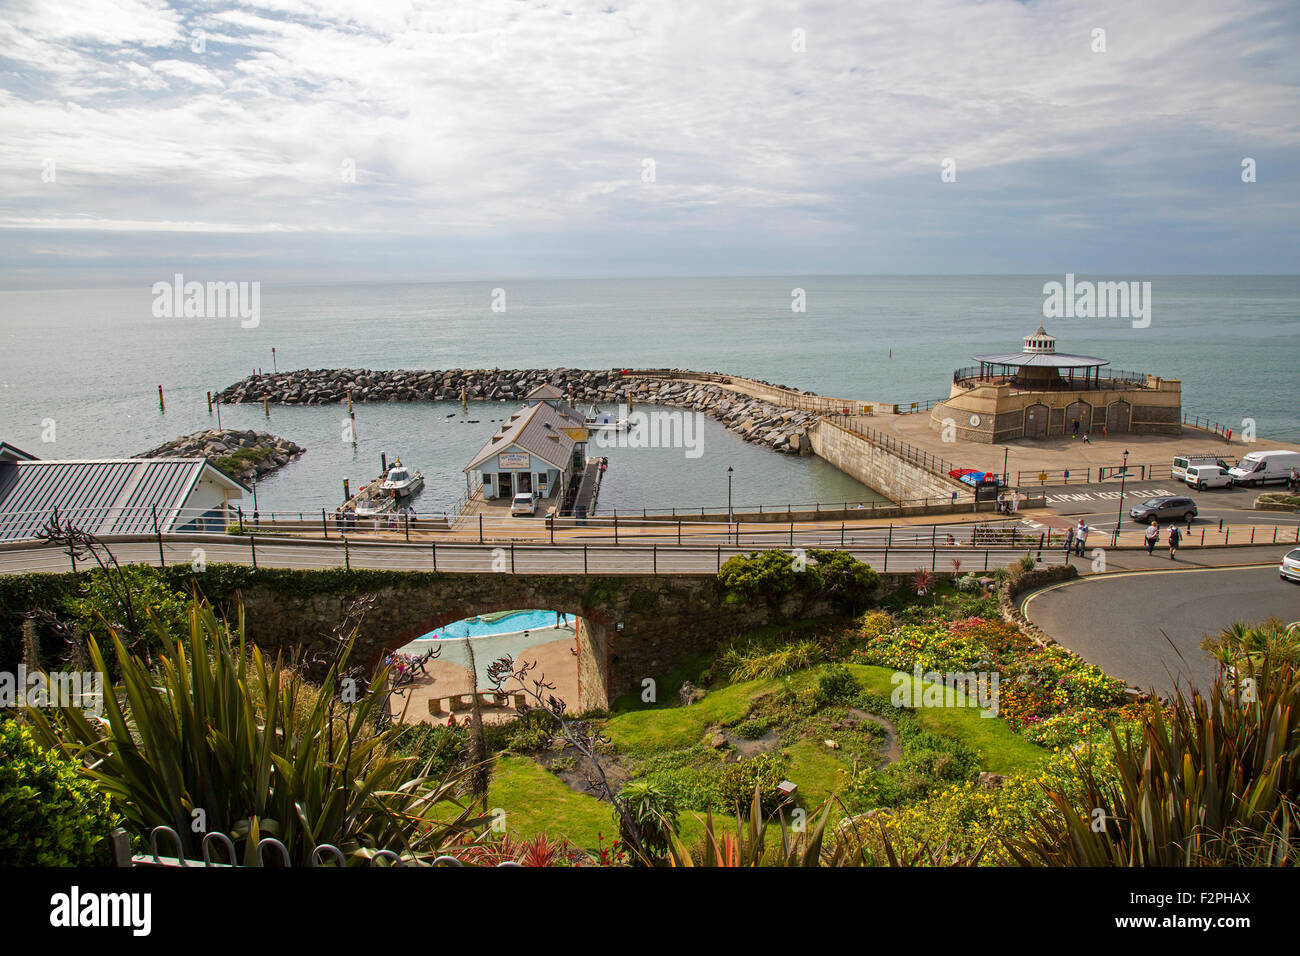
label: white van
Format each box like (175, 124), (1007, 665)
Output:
(1184, 465), (1233, 490)
(1228, 450), (1300, 488)
(1172, 454), (1230, 480)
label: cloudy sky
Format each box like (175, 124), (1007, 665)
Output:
(0, 0), (1296, 284)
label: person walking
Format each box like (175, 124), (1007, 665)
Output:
(1168, 522), (1182, 560)
(1074, 520), (1090, 557)
(1071, 418), (1080, 438)
(1144, 521), (1159, 555)
(1063, 525), (1075, 559)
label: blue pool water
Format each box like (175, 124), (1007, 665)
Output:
(414, 609), (560, 641)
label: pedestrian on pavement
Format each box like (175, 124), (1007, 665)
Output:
(1063, 525), (1075, 558)
(1144, 521), (1159, 555)
(1071, 419), (1080, 438)
(1289, 467), (1298, 491)
(1168, 523), (1182, 560)
(1081, 432), (1092, 444)
(1074, 520), (1090, 556)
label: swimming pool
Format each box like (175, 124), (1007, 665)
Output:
(413, 609), (564, 641)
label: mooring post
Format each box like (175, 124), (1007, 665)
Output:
(158, 385), (165, 412)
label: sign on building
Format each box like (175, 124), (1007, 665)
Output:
(498, 452), (530, 469)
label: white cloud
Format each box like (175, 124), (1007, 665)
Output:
(0, 0), (1295, 274)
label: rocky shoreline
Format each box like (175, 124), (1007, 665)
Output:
(136, 429), (305, 483)
(216, 368), (819, 455)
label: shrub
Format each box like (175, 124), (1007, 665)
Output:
(732, 717), (775, 740)
(955, 573), (981, 593)
(717, 551), (801, 607)
(617, 780), (679, 863)
(715, 638), (820, 682)
(0, 719), (118, 866)
(717, 752), (791, 815)
(807, 550), (880, 612)
(856, 610), (896, 641)
(813, 663), (861, 709)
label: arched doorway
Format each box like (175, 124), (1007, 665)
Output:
(1023, 403), (1049, 439)
(1106, 400), (1132, 433)
(1064, 400), (1092, 437)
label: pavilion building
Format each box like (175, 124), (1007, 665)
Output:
(928, 327), (1181, 443)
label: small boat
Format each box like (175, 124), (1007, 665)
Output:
(381, 460), (425, 497)
(355, 495), (394, 517)
(585, 404), (629, 431)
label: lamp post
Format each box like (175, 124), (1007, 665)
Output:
(251, 472), (259, 525)
(727, 466), (734, 541)
(1112, 449), (1130, 546)
(1002, 447), (1009, 488)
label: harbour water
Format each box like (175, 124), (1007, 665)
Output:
(2, 276), (1296, 512)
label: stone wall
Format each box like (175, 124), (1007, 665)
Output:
(808, 419), (967, 506)
(226, 572), (842, 712)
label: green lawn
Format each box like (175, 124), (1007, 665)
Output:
(846, 663), (1046, 775)
(486, 755), (735, 854)
(603, 676), (773, 753)
(481, 658), (1047, 855)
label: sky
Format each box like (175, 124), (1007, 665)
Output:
(0, 0), (1297, 284)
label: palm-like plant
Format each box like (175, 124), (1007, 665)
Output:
(1008, 660), (1300, 866)
(25, 598), (491, 866)
(1202, 618), (1300, 677)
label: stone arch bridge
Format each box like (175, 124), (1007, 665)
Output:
(228, 572), (845, 712)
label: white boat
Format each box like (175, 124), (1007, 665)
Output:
(381, 460), (425, 497)
(354, 496), (394, 517)
(585, 405), (629, 431)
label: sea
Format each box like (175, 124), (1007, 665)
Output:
(1, 275), (1296, 515)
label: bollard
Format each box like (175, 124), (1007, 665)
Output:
(431, 543), (437, 571)
(583, 544), (588, 574)
(653, 544), (657, 575)
(510, 542), (515, 573)
(322, 508), (329, 539)
(249, 535), (257, 569)
(479, 514), (483, 544)
(158, 384), (165, 412)
(344, 537), (350, 571)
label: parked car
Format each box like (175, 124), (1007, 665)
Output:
(1183, 464), (1233, 490)
(1228, 450), (1300, 488)
(1172, 454), (1231, 481)
(1281, 548), (1300, 584)
(1129, 495), (1197, 524)
(510, 492), (536, 516)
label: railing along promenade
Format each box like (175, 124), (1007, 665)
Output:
(0, 504), (1073, 576)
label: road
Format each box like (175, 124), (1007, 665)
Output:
(1022, 565), (1300, 695)
(0, 535), (1065, 577)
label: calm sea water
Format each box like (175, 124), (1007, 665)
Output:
(1, 276), (1295, 513)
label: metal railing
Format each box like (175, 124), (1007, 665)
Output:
(113, 826), (516, 868)
(821, 414), (968, 489)
(1016, 453), (1239, 486)
(894, 398), (946, 414)
(1183, 413), (1236, 440)
(952, 367), (1151, 391)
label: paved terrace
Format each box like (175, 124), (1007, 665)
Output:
(853, 409), (1300, 486)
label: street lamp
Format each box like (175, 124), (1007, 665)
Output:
(1112, 449), (1130, 546)
(727, 466), (734, 539)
